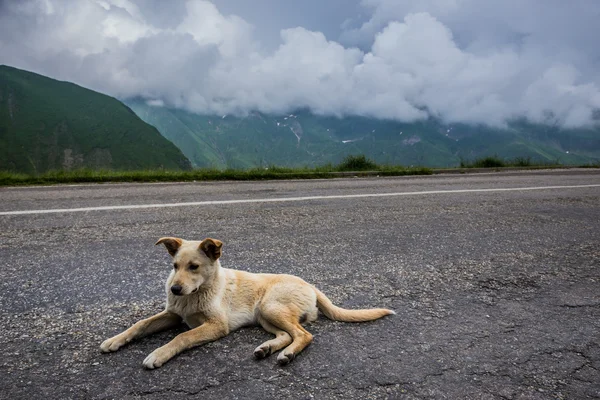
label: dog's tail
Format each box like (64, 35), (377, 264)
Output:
(313, 287), (395, 322)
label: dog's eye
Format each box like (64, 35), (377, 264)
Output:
(173, 263), (178, 270)
(189, 264), (199, 271)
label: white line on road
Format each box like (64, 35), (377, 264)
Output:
(1, 184), (599, 216)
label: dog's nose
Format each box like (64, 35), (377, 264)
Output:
(171, 285), (183, 295)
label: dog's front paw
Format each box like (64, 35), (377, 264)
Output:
(143, 348), (171, 369)
(253, 344), (271, 359)
(277, 351), (295, 366)
(100, 334), (129, 353)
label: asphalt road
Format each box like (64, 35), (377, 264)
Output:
(1, 169), (599, 399)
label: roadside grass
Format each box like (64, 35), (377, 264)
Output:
(1, 154), (597, 186)
(0, 155), (431, 186)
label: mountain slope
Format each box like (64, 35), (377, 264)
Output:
(0, 66), (191, 173)
(126, 99), (600, 168)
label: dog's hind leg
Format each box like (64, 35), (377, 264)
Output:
(274, 319), (313, 366)
(260, 304), (314, 366)
(253, 317), (292, 359)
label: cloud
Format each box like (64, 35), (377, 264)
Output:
(146, 99), (164, 107)
(1, 0), (599, 127)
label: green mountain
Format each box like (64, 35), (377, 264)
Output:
(0, 65), (191, 173)
(126, 98), (600, 168)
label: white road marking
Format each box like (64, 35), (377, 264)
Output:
(1, 184), (599, 216)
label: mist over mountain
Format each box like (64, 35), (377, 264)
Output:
(1, 63), (597, 174)
(126, 98), (600, 169)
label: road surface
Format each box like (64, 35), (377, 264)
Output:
(1, 169), (599, 399)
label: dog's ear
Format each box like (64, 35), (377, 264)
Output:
(155, 237), (183, 257)
(199, 238), (223, 261)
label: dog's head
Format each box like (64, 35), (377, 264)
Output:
(155, 237), (223, 296)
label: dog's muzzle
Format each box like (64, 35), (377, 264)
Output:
(170, 285), (183, 295)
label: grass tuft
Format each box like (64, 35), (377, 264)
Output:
(335, 155), (379, 171)
(465, 156), (505, 168)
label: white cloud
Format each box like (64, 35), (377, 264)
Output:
(176, 0), (255, 58)
(0, 0), (599, 127)
(146, 99), (164, 107)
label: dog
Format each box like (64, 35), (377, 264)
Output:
(100, 237), (394, 368)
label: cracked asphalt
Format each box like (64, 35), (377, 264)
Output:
(1, 169), (599, 399)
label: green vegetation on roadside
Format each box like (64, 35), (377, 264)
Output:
(459, 156), (563, 168)
(334, 154), (380, 171)
(0, 155), (432, 186)
(2, 154), (598, 187)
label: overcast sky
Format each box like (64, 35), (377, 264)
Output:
(1, 0), (600, 127)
